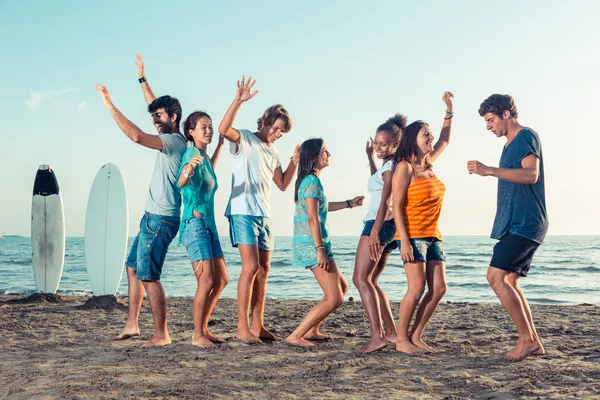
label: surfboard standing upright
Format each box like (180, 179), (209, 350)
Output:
(31, 165), (66, 294)
(84, 163), (129, 296)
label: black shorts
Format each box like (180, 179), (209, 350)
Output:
(490, 234), (540, 277)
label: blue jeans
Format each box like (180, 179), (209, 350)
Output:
(181, 216), (224, 262)
(361, 219), (398, 252)
(126, 212), (180, 281)
(228, 214), (274, 251)
(396, 237), (446, 264)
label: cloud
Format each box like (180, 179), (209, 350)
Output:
(25, 87), (77, 111)
(77, 101), (88, 110)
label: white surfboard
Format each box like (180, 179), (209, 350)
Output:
(31, 165), (65, 294)
(84, 163), (129, 296)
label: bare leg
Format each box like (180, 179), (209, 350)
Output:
(141, 279), (171, 347)
(203, 257), (228, 343)
(115, 266), (144, 340)
(372, 251), (397, 342)
(286, 261), (345, 348)
(487, 267), (540, 361)
(352, 237), (387, 353)
(190, 260), (216, 348)
(304, 320), (332, 341)
(236, 245), (261, 344)
(305, 273), (348, 340)
(250, 250), (280, 341)
(409, 260), (447, 352)
(507, 273), (544, 355)
(396, 262), (427, 354)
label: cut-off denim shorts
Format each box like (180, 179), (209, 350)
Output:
(181, 216), (224, 262)
(395, 237), (446, 264)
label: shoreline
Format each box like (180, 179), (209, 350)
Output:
(1, 295), (599, 398)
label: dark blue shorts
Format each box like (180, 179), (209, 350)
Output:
(126, 212), (179, 281)
(396, 237), (446, 264)
(490, 234), (540, 277)
(181, 216), (224, 262)
(361, 219), (398, 252)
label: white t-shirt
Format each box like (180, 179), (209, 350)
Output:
(364, 160), (394, 222)
(225, 129), (282, 218)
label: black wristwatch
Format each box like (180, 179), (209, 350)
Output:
(138, 76), (147, 83)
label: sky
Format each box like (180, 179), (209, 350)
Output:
(1, 0), (599, 237)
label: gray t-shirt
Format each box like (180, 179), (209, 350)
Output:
(145, 133), (187, 217)
(491, 127), (548, 244)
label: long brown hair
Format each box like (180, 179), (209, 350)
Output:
(392, 120), (432, 170)
(294, 138), (324, 202)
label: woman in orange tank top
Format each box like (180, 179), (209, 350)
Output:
(391, 92), (454, 355)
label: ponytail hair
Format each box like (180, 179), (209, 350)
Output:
(182, 111), (212, 142)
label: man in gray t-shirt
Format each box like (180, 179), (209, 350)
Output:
(95, 58), (186, 347)
(468, 94), (547, 362)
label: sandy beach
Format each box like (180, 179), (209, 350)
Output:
(0, 295), (599, 399)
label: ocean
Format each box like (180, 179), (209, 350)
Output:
(1, 236), (598, 305)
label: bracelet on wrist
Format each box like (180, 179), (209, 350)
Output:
(444, 115), (454, 120)
(315, 245), (325, 251)
(138, 76), (147, 84)
(345, 199), (351, 209)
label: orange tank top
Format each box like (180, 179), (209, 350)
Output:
(395, 164), (446, 240)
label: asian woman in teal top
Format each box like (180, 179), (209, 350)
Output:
(177, 111), (228, 348)
(285, 138), (364, 347)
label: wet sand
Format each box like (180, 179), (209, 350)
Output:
(1, 295), (599, 399)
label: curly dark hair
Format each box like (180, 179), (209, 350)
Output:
(182, 111), (212, 142)
(257, 104), (292, 132)
(392, 120), (432, 171)
(148, 95), (183, 126)
(377, 113), (407, 146)
(478, 94), (518, 118)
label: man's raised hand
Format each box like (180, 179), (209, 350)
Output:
(235, 75), (259, 102)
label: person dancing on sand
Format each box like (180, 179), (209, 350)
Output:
(94, 55), (187, 347)
(218, 76), (300, 344)
(468, 94), (547, 362)
(177, 111), (229, 348)
(352, 114), (407, 353)
(391, 92), (454, 354)
(285, 138), (364, 347)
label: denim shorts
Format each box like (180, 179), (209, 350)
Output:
(396, 237), (446, 264)
(228, 214), (274, 251)
(490, 234), (540, 277)
(361, 219), (398, 252)
(126, 212), (180, 281)
(180, 216), (224, 262)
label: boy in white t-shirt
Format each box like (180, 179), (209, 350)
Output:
(218, 76), (300, 344)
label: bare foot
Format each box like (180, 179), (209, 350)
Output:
(142, 335), (171, 347)
(285, 336), (316, 348)
(236, 331), (262, 344)
(358, 337), (388, 354)
(504, 341), (541, 362)
(410, 336), (437, 353)
(532, 345), (545, 355)
(192, 335), (217, 349)
(251, 326), (281, 342)
(304, 331), (332, 341)
(206, 330), (226, 344)
(385, 330), (398, 344)
(114, 326), (140, 341)
(396, 339), (427, 355)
